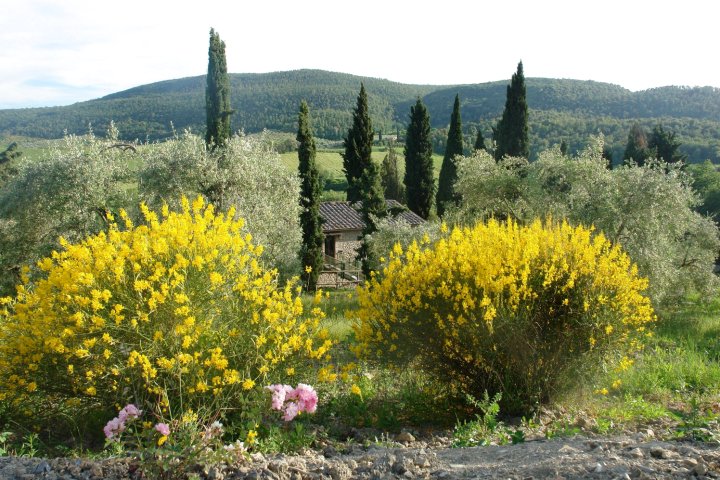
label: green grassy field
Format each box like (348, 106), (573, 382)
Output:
(280, 148), (444, 182)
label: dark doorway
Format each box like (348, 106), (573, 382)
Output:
(324, 235), (336, 258)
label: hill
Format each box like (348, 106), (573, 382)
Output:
(1, 69), (719, 162)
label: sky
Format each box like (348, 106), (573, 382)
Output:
(1, 0), (717, 109)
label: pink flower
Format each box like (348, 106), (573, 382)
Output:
(266, 384), (293, 411)
(282, 401), (299, 421)
(266, 383), (319, 421)
(154, 423), (170, 436)
(118, 404), (142, 422)
(103, 417), (125, 439)
(292, 384), (318, 414)
(104, 404), (142, 440)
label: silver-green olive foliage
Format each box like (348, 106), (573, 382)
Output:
(449, 135), (719, 304)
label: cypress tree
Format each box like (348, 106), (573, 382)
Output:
(437, 94), (463, 217)
(0, 142), (21, 165)
(474, 129), (486, 151)
(380, 141), (405, 201)
(205, 28), (233, 148)
(560, 140), (569, 156)
(494, 61), (529, 161)
(404, 98), (435, 219)
(357, 158), (387, 277)
(297, 101), (324, 290)
(649, 125), (687, 165)
(623, 124), (651, 166)
(342, 83), (374, 203)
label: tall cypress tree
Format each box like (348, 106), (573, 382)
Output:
(342, 83), (374, 203)
(357, 158), (387, 277)
(494, 61), (529, 160)
(623, 124), (651, 166)
(474, 129), (486, 151)
(205, 28), (233, 147)
(437, 94), (463, 217)
(404, 98), (435, 219)
(297, 101), (323, 290)
(380, 141), (405, 201)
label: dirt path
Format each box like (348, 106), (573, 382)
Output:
(1, 433), (719, 479)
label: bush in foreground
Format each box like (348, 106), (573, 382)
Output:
(354, 219), (655, 413)
(0, 197), (332, 438)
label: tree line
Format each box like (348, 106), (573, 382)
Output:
(3, 69), (720, 163)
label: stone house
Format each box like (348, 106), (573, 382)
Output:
(316, 200), (425, 288)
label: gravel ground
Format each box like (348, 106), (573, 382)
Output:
(1, 431), (719, 479)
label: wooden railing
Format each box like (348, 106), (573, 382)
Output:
(316, 254), (364, 289)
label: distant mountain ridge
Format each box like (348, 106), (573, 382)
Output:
(1, 69), (719, 162)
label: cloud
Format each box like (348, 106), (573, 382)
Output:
(0, 0), (716, 108)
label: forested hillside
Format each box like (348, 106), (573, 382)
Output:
(1, 70), (719, 162)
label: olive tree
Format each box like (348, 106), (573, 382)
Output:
(139, 131), (302, 278)
(451, 136), (719, 304)
(0, 125), (135, 294)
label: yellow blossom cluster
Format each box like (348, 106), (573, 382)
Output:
(353, 218), (655, 412)
(0, 197), (330, 418)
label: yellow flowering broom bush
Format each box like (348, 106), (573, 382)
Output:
(0, 197), (332, 426)
(354, 219), (655, 413)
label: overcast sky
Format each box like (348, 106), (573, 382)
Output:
(1, 0), (717, 109)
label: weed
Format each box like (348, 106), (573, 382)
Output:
(452, 392), (525, 447)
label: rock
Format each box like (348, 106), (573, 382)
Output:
(396, 431), (415, 443)
(650, 446), (668, 459)
(268, 459), (289, 476)
(683, 457), (699, 468)
(627, 447), (644, 459)
(33, 461), (52, 474)
(695, 462), (709, 476)
(558, 444), (580, 454)
(251, 452), (266, 463)
(89, 463), (104, 478)
(326, 462), (352, 480)
(323, 445), (338, 458)
(591, 462), (604, 473)
(206, 466), (224, 480)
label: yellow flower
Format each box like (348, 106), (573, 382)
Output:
(246, 430), (258, 445)
(304, 265), (312, 273)
(242, 378), (255, 390)
(350, 384), (362, 396)
(157, 435), (168, 446)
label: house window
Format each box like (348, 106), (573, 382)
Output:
(324, 235), (336, 258)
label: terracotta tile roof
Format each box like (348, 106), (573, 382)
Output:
(319, 200), (425, 233)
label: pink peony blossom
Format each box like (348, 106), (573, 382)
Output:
(265, 384), (293, 411)
(292, 383), (318, 414)
(154, 422), (170, 436)
(266, 383), (319, 421)
(282, 401), (299, 421)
